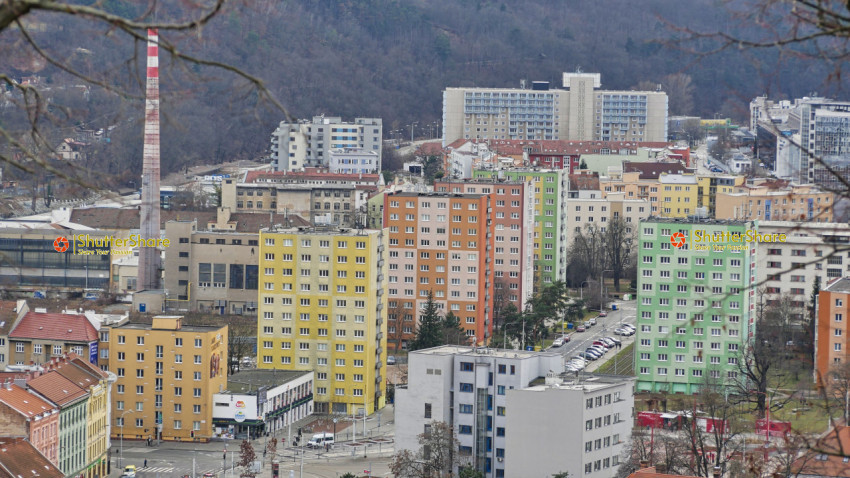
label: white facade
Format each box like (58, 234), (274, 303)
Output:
(396, 346), (563, 478)
(564, 191), (651, 249)
(271, 116), (382, 172)
(757, 221), (850, 308)
(212, 370), (314, 438)
(328, 148), (380, 174)
(505, 375), (635, 478)
(442, 73), (668, 146)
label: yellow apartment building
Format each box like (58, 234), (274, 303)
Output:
(656, 173), (699, 217)
(697, 175), (745, 217)
(257, 227), (388, 416)
(104, 316), (227, 442)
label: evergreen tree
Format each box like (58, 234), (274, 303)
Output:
(410, 290), (444, 351)
(442, 311), (467, 345)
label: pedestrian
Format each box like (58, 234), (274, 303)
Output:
(325, 443), (329, 452)
(144, 459), (147, 468)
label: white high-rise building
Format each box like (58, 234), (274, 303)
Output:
(442, 73), (668, 146)
(505, 374), (635, 478)
(270, 116), (382, 172)
(395, 346), (563, 478)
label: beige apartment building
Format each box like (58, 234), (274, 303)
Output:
(714, 181), (834, 222)
(564, 191), (651, 247)
(162, 208), (311, 314)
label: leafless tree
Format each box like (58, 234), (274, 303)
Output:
(732, 289), (801, 418)
(0, 0), (292, 191)
(390, 421), (470, 478)
(679, 377), (746, 478)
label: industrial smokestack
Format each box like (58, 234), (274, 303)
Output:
(137, 28), (162, 291)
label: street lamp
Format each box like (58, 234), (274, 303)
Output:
(119, 409), (134, 468)
(579, 281), (591, 301)
(600, 270), (613, 313)
(408, 123), (418, 143)
(502, 321), (526, 350)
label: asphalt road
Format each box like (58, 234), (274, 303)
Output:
(550, 300), (637, 364)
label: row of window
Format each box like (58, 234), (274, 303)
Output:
(264, 239), (367, 249)
(639, 353), (739, 365)
(639, 368), (739, 379)
(584, 434), (621, 452)
(638, 340), (739, 351)
(116, 384), (202, 396)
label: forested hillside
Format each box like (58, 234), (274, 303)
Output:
(0, 0), (834, 179)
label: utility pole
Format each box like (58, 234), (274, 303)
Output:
(601, 270), (612, 313)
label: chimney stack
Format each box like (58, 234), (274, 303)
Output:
(137, 27), (162, 291)
(639, 460), (650, 469)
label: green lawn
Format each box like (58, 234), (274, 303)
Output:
(595, 343), (634, 376)
(771, 398), (831, 434)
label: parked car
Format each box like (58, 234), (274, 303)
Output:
(584, 320), (593, 328)
(387, 355), (397, 365)
(589, 345), (607, 355)
(588, 317), (597, 326)
(584, 350), (601, 360)
(578, 352), (595, 361)
(613, 328), (631, 336)
(567, 361), (585, 370)
(604, 336), (622, 345)
(586, 347), (604, 357)
(576, 325), (586, 332)
(563, 334), (571, 343)
(599, 311), (608, 317)
(551, 337), (565, 348)
(307, 433), (335, 448)
(599, 338), (616, 347)
(571, 356), (588, 365)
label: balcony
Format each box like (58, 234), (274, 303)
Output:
(376, 347), (383, 355)
(375, 375), (383, 384)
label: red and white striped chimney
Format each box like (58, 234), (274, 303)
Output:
(138, 28), (162, 291)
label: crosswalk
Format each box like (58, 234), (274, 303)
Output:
(138, 467), (219, 475)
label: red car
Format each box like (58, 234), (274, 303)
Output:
(599, 311), (608, 317)
(576, 325), (586, 332)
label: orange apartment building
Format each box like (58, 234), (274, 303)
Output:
(383, 192), (494, 351)
(817, 277), (850, 386)
(434, 179), (534, 313)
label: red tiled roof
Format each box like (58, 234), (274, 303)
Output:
(65, 353), (108, 380)
(9, 312), (97, 343)
(244, 168), (380, 184)
(0, 437), (63, 478)
(569, 173), (601, 191)
(415, 142), (444, 156)
(49, 361), (97, 390)
(792, 426), (850, 477)
(26, 371), (87, 407)
(0, 384), (56, 419)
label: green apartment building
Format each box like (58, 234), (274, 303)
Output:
(473, 168), (568, 286)
(635, 218), (756, 394)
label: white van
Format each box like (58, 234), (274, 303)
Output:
(307, 432), (335, 448)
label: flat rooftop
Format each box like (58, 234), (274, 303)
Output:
(225, 370), (311, 393)
(113, 322), (224, 333)
(412, 345), (560, 359)
(643, 217), (750, 226)
(522, 374), (635, 392)
(386, 191), (486, 199)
